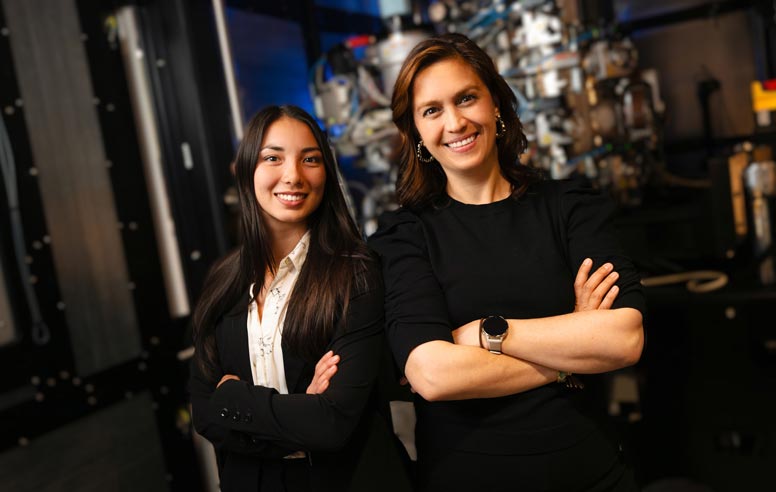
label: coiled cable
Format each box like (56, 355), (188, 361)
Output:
(641, 270), (729, 293)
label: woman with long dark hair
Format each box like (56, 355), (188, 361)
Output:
(368, 34), (645, 491)
(189, 105), (411, 492)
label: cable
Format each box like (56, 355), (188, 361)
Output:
(357, 66), (391, 107)
(329, 145), (359, 224)
(640, 270), (729, 293)
(0, 113), (50, 345)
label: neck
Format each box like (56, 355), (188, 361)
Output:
(445, 167), (511, 205)
(268, 224), (308, 268)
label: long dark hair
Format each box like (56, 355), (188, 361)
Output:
(391, 33), (541, 209)
(192, 105), (372, 381)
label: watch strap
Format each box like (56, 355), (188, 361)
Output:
(485, 336), (503, 354)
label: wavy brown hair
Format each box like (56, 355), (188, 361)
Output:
(192, 105), (373, 381)
(391, 33), (541, 209)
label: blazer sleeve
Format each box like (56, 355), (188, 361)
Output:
(188, 349), (296, 458)
(204, 269), (387, 453)
(367, 208), (453, 373)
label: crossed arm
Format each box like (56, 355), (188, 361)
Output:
(189, 285), (386, 454)
(403, 259), (643, 402)
(216, 352), (339, 395)
(452, 259), (643, 373)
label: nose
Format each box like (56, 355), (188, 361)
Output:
(281, 160), (302, 185)
(443, 107), (466, 133)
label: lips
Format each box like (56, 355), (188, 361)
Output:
(445, 133), (478, 151)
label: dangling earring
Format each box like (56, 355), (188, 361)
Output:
(416, 140), (435, 163)
(496, 114), (507, 139)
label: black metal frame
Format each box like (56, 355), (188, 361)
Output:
(0, 0), (238, 489)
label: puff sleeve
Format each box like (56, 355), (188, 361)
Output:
(367, 209), (454, 373)
(556, 180), (646, 315)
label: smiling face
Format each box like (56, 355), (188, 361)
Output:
(412, 57), (501, 179)
(254, 116), (326, 237)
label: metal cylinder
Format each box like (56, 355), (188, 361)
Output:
(744, 160), (776, 285)
(116, 7), (191, 317)
(376, 30), (430, 96)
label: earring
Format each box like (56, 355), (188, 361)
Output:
(496, 114), (507, 139)
(416, 140), (435, 163)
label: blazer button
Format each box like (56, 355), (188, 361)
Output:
(231, 411), (241, 423)
(251, 436), (261, 445)
(219, 408), (230, 419)
(243, 413), (253, 423)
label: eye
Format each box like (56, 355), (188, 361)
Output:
(458, 94), (476, 104)
(262, 154), (281, 164)
(422, 107), (439, 117)
(303, 155), (323, 166)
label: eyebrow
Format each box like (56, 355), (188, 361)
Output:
(414, 84), (481, 110)
(260, 145), (322, 153)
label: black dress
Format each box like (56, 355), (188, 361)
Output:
(368, 179), (646, 492)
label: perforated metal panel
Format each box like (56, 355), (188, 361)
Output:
(2, 0), (141, 375)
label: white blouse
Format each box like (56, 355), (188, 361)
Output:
(246, 231), (310, 394)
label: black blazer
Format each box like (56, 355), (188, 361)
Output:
(188, 269), (413, 492)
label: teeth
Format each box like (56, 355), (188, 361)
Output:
(447, 135), (476, 149)
(277, 193), (304, 201)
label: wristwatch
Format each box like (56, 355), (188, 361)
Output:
(480, 315), (508, 354)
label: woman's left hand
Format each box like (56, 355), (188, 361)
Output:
(574, 258), (619, 312)
(306, 350), (340, 394)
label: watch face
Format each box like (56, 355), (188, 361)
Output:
(482, 316), (508, 336)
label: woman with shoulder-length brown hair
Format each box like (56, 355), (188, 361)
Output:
(189, 105), (412, 492)
(369, 33), (646, 491)
(390, 32), (537, 210)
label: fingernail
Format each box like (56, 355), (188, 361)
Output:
(584, 258), (592, 266)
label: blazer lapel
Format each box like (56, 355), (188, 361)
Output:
(282, 341), (307, 393)
(231, 309), (254, 382)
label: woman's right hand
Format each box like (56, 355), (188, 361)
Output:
(306, 350), (340, 394)
(574, 258), (619, 312)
